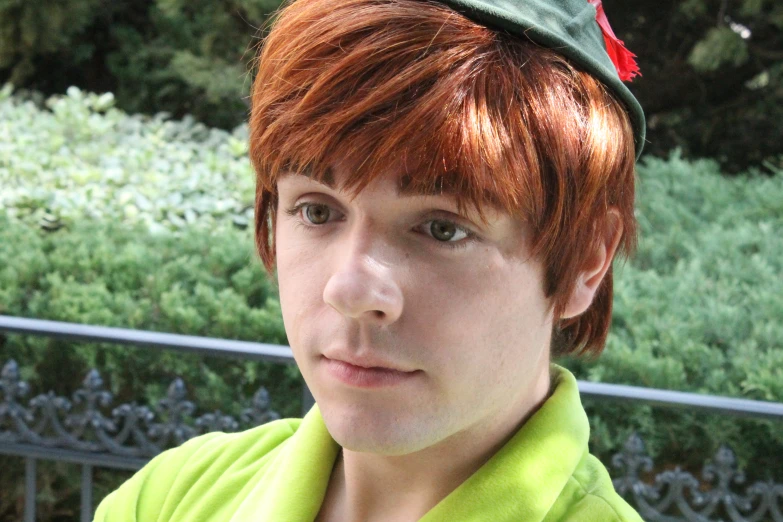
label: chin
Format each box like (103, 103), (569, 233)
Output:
(320, 400), (437, 456)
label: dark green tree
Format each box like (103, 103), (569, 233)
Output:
(606, 0), (783, 172)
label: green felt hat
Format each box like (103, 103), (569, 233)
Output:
(437, 0), (646, 160)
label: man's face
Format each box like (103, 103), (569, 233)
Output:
(275, 165), (554, 456)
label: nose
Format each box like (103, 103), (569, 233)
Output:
(322, 227), (403, 326)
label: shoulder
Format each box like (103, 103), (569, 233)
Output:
(548, 453), (644, 522)
(93, 418), (301, 522)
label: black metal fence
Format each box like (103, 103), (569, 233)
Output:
(1, 315), (782, 522)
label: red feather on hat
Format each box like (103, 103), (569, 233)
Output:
(587, 0), (641, 82)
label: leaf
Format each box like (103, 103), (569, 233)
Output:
(688, 26), (749, 73)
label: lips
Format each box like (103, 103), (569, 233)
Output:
(322, 353), (416, 373)
(321, 356), (421, 388)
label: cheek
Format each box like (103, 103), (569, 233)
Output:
(275, 231), (324, 347)
(420, 248), (546, 329)
(408, 252), (549, 381)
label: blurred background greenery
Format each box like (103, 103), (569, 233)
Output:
(0, 0), (781, 520)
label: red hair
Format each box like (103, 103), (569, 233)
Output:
(248, 0), (637, 357)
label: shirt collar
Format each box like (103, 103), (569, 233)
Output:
(244, 364), (588, 522)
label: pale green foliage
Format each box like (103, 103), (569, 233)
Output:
(0, 84), (254, 233)
(688, 26), (749, 73)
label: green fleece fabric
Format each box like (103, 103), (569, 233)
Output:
(94, 365), (643, 521)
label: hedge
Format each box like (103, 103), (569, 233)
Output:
(0, 83), (255, 233)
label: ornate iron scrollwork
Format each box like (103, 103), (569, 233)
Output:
(0, 359), (35, 443)
(0, 358), (282, 459)
(612, 431), (783, 521)
(241, 386), (280, 426)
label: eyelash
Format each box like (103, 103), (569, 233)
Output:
(283, 201), (479, 251)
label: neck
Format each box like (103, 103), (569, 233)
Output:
(317, 367), (552, 522)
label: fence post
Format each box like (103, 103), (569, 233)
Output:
(24, 458), (36, 522)
(81, 464), (93, 522)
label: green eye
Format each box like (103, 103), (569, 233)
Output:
(430, 220), (457, 241)
(304, 204), (330, 225)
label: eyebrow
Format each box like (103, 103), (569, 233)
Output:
(293, 167), (460, 198)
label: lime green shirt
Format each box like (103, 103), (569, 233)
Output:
(94, 365), (643, 521)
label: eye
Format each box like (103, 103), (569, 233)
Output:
(303, 203), (330, 225)
(284, 202), (337, 226)
(420, 218), (478, 251)
(426, 220), (469, 242)
(284, 202), (479, 250)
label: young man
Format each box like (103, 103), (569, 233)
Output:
(95, 0), (645, 520)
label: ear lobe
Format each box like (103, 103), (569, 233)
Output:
(560, 209), (624, 320)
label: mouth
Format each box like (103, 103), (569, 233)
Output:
(322, 353), (416, 373)
(321, 355), (421, 388)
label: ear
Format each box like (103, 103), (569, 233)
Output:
(560, 208), (624, 320)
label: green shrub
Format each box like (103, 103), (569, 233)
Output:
(0, 84), (255, 234)
(0, 216), (297, 416)
(0, 217), (298, 521)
